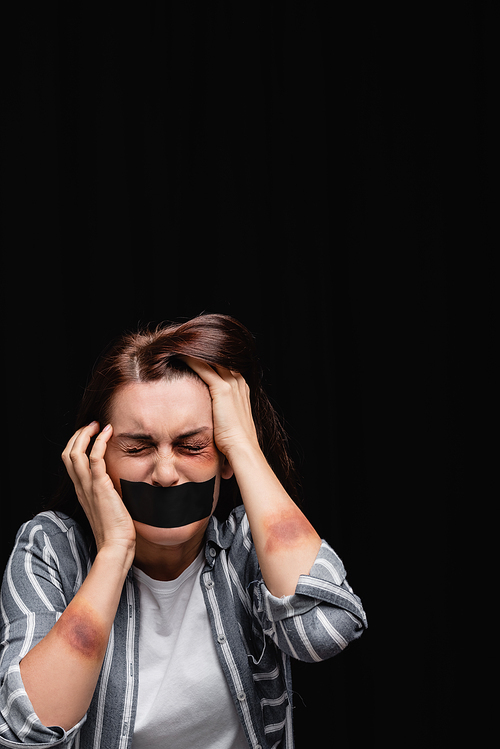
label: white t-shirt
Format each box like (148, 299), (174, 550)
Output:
(131, 551), (248, 748)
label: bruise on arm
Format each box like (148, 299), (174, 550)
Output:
(262, 507), (321, 557)
(54, 596), (109, 662)
(254, 505), (322, 597)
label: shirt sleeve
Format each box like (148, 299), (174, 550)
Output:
(0, 515), (88, 747)
(255, 540), (367, 662)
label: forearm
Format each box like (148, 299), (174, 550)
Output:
(20, 545), (132, 731)
(229, 444), (322, 598)
(178, 357), (322, 597)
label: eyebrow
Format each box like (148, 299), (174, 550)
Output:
(116, 427), (212, 442)
(115, 433), (155, 442)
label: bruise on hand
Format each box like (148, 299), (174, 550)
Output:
(55, 597), (108, 662)
(262, 507), (319, 557)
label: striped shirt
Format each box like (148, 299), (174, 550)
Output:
(0, 506), (367, 748)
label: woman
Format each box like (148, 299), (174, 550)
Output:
(0, 313), (366, 748)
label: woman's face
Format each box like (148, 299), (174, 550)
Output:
(104, 375), (233, 548)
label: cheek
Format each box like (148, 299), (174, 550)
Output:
(104, 453), (154, 492)
(105, 450), (224, 492)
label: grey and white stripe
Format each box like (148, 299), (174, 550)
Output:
(1, 506), (366, 748)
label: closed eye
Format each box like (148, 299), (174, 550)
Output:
(123, 443), (208, 455)
(124, 446), (150, 455)
(176, 439), (212, 452)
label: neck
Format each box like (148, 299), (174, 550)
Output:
(133, 533), (205, 581)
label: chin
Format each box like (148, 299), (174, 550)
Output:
(133, 517), (211, 547)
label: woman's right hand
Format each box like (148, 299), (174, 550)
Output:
(62, 422), (136, 559)
(22, 422), (136, 731)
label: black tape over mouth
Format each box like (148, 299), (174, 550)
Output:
(120, 476), (216, 528)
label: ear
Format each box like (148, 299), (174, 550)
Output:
(221, 456), (234, 480)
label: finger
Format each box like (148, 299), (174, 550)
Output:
(62, 421), (100, 491)
(212, 363), (240, 381)
(88, 424), (113, 480)
(178, 356), (223, 386)
(62, 422), (100, 470)
(180, 355), (243, 386)
(62, 422), (94, 457)
(210, 365), (249, 398)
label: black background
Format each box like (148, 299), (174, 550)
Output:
(1, 2), (485, 745)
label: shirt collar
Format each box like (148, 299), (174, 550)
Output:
(204, 504), (245, 564)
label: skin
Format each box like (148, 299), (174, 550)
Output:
(262, 509), (321, 556)
(54, 598), (108, 661)
(104, 375), (233, 580)
(180, 358), (322, 598)
(20, 361), (322, 730)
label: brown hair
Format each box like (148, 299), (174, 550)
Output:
(46, 313), (301, 536)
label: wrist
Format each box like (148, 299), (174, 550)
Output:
(225, 439), (266, 474)
(96, 542), (136, 575)
(226, 442), (282, 496)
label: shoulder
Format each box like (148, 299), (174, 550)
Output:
(15, 510), (89, 544)
(9, 511), (93, 574)
(1, 515), (94, 655)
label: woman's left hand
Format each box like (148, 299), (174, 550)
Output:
(181, 357), (322, 598)
(180, 357), (261, 462)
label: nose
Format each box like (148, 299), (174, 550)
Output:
(151, 452), (181, 487)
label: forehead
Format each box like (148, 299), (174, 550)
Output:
(109, 377), (212, 434)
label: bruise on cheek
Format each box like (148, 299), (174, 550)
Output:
(55, 598), (108, 662)
(263, 509), (319, 556)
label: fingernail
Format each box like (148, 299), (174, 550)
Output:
(102, 424), (112, 432)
